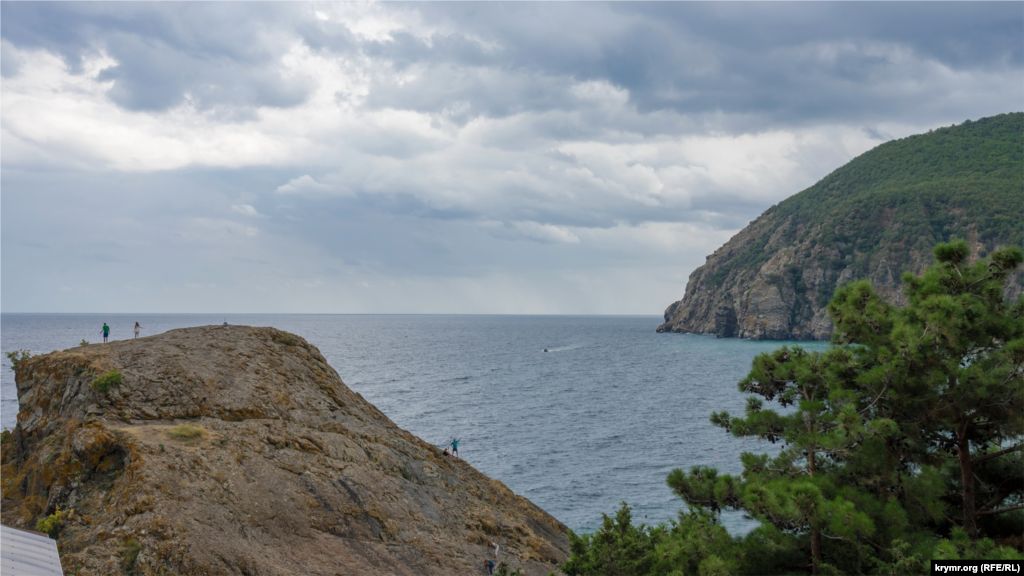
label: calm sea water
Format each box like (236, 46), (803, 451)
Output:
(1, 313), (826, 534)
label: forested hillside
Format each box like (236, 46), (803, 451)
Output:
(659, 112), (1023, 340)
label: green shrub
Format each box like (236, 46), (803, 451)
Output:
(5, 349), (33, 370)
(0, 429), (11, 446)
(274, 332), (296, 346)
(35, 508), (68, 538)
(495, 564), (523, 576)
(79, 339), (90, 346)
(168, 424), (207, 442)
(91, 370), (123, 393)
(120, 538), (142, 574)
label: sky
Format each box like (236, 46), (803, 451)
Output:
(1, 2), (1021, 315)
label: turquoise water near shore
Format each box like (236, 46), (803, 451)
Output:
(1, 313), (827, 534)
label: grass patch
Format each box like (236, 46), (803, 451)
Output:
(274, 332), (296, 346)
(91, 370), (123, 393)
(120, 538), (142, 574)
(168, 424), (208, 443)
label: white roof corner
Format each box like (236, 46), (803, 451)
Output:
(1, 524), (65, 576)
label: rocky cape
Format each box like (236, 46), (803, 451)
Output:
(659, 113), (1024, 340)
(0, 326), (568, 575)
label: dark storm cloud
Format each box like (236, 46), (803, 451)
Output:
(364, 2), (1023, 127)
(2, 2), (1019, 124)
(94, 31), (310, 112)
(0, 2), (311, 111)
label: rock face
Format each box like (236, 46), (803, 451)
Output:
(0, 326), (569, 576)
(658, 113), (1024, 340)
(659, 213), (1024, 342)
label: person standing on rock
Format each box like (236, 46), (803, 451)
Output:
(451, 437), (461, 458)
(102, 323), (110, 343)
(134, 322), (143, 338)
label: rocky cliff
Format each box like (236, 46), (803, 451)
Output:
(0, 326), (568, 576)
(659, 113), (1024, 340)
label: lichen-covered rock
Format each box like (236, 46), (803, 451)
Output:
(1, 326), (568, 575)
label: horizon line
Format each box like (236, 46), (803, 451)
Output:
(0, 312), (663, 317)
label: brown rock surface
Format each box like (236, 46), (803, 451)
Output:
(1, 326), (569, 575)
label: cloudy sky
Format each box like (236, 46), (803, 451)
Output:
(2, 2), (1021, 314)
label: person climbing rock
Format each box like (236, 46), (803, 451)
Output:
(451, 437), (461, 458)
(483, 558), (495, 575)
(489, 541), (500, 559)
(102, 323), (110, 343)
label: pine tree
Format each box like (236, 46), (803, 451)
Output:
(828, 240), (1024, 539)
(671, 344), (901, 574)
(667, 240), (1024, 573)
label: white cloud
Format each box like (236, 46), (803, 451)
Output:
(577, 222), (736, 255)
(311, 2), (433, 43)
(231, 204), (265, 217)
(183, 218), (259, 241)
(274, 174), (333, 193)
(511, 221), (581, 244)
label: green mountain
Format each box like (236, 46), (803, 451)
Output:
(658, 112), (1024, 340)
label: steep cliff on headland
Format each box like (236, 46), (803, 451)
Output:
(0, 326), (568, 576)
(659, 112), (1024, 340)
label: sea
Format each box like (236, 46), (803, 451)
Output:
(0, 313), (827, 535)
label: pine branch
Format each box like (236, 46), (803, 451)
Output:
(859, 375), (892, 415)
(972, 444), (1021, 466)
(998, 359), (1024, 388)
(978, 487), (1019, 513)
(977, 504), (1024, 517)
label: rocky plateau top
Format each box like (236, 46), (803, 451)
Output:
(1, 325), (568, 576)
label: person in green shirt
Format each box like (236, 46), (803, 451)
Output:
(102, 323), (110, 343)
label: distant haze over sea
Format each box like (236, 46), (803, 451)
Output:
(2, 313), (827, 534)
